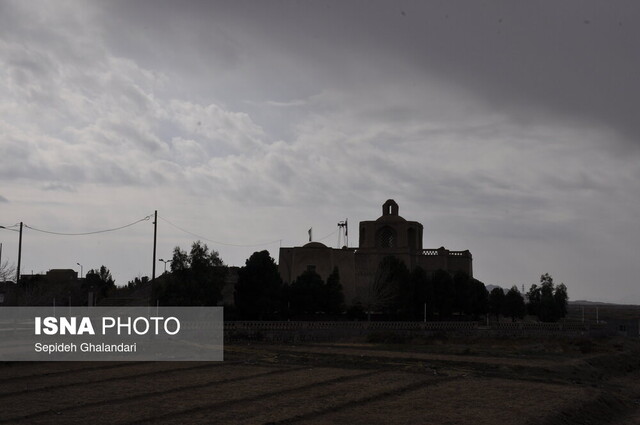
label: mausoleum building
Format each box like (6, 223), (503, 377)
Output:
(278, 200), (473, 304)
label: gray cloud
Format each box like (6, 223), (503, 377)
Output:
(95, 1), (640, 148)
(41, 183), (76, 193)
(1, 1), (639, 302)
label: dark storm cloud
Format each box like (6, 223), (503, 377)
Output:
(101, 1), (640, 150)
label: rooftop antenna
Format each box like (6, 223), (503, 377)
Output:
(337, 219), (348, 248)
(345, 219), (348, 247)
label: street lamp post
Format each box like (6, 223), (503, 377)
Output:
(17, 222), (22, 284)
(77, 262), (83, 279)
(158, 258), (170, 274)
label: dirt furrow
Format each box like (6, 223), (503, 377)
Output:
(123, 369), (382, 425)
(0, 361), (139, 382)
(0, 361), (234, 397)
(0, 365), (303, 423)
(164, 373), (456, 425)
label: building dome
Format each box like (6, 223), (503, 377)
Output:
(359, 200), (421, 249)
(302, 242), (328, 248)
(377, 199), (406, 222)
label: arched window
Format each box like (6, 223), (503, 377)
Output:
(377, 226), (396, 248)
(382, 200), (399, 216)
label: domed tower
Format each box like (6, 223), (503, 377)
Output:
(358, 200), (423, 251)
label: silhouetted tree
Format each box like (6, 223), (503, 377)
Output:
(170, 246), (190, 273)
(488, 287), (505, 322)
(526, 274), (569, 322)
(554, 283), (569, 319)
(126, 276), (149, 291)
(287, 267), (345, 316)
(189, 240), (223, 271)
(503, 286), (526, 321)
(410, 266), (433, 320)
(288, 270), (325, 315)
(346, 301), (366, 320)
(433, 269), (454, 318)
(539, 273), (556, 322)
(324, 267), (345, 314)
(526, 284), (541, 316)
(88, 265), (115, 285)
(453, 271), (471, 315)
(235, 250), (282, 319)
(155, 241), (226, 306)
(468, 278), (489, 318)
(365, 256), (410, 319)
(86, 265), (116, 299)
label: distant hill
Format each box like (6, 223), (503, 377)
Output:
(567, 301), (640, 322)
(570, 300), (640, 308)
(481, 287), (638, 309)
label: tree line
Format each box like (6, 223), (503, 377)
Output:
(152, 243), (568, 323)
(7, 239), (568, 322)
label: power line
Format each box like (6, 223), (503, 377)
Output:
(316, 228), (339, 243)
(158, 215), (282, 248)
(24, 215), (153, 236)
(17, 213), (334, 248)
(0, 223), (20, 232)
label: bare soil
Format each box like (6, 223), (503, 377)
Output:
(1, 336), (639, 424)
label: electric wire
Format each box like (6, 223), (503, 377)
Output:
(158, 215), (282, 248)
(0, 223), (20, 232)
(24, 215), (153, 236)
(11, 214), (338, 248)
(316, 228), (339, 242)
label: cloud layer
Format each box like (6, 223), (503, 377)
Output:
(1, 1), (639, 303)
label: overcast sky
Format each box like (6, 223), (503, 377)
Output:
(1, 1), (639, 303)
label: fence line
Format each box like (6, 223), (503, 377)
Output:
(225, 321), (601, 331)
(224, 321), (611, 342)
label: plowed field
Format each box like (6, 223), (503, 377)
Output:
(1, 337), (639, 424)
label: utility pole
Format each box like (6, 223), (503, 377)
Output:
(152, 211), (157, 281)
(0, 242), (3, 283)
(345, 219), (348, 247)
(17, 222), (22, 284)
(337, 219), (349, 248)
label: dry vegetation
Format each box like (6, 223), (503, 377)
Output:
(1, 335), (639, 424)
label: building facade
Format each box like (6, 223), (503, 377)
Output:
(278, 200), (473, 304)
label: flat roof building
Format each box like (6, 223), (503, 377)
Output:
(279, 200), (472, 305)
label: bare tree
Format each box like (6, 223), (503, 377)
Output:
(362, 256), (409, 320)
(364, 269), (396, 321)
(0, 260), (15, 282)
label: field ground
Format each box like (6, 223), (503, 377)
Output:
(567, 302), (640, 324)
(1, 335), (639, 424)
